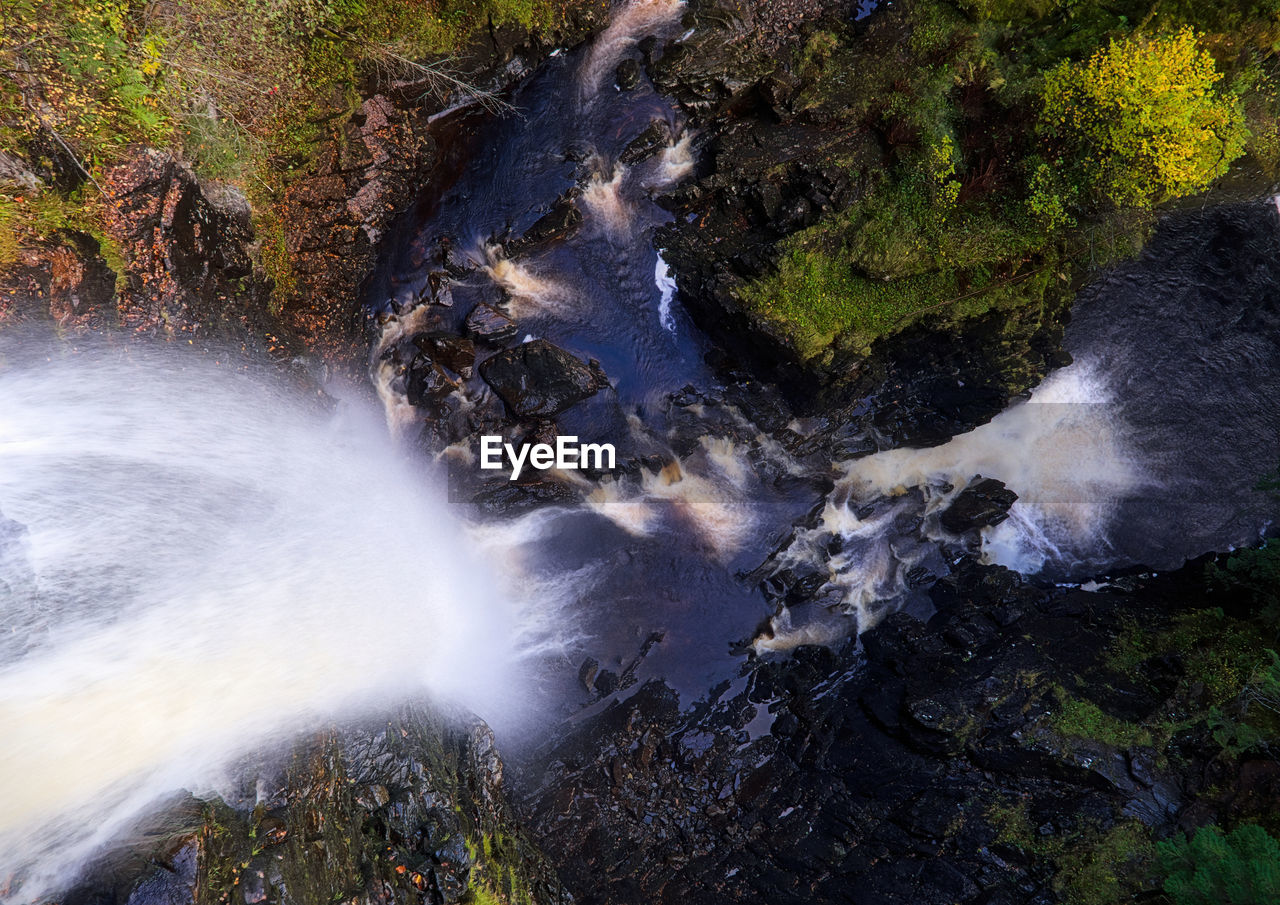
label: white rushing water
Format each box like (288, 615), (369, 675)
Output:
(758, 359), (1152, 645)
(0, 346), (559, 902)
(578, 0), (687, 100)
(654, 253), (678, 333)
(844, 359), (1148, 572)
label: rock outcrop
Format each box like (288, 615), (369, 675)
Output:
(515, 559), (1255, 905)
(64, 706), (567, 905)
(480, 339), (608, 418)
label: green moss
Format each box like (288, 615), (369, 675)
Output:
(462, 886), (504, 905)
(1055, 821), (1158, 905)
(1050, 686), (1154, 748)
(0, 198), (18, 267)
(737, 233), (942, 360)
(989, 798), (1157, 905)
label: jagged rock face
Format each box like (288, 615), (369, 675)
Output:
(275, 95), (432, 360)
(63, 706), (567, 905)
(102, 149), (258, 337)
(479, 339), (607, 418)
(514, 561), (1224, 905)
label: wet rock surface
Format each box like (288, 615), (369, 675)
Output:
(64, 705), (567, 905)
(514, 560), (1249, 904)
(480, 339), (608, 418)
(939, 477), (1019, 534)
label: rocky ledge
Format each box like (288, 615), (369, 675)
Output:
(514, 557), (1278, 904)
(61, 705), (566, 905)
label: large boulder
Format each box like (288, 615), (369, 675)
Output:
(479, 339), (607, 417)
(939, 476), (1018, 534)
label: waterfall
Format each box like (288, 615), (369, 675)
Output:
(0, 344), (560, 902)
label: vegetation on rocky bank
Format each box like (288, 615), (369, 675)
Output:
(735, 0), (1280, 361)
(0, 0), (588, 317)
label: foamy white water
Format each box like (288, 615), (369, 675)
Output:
(482, 244), (574, 317)
(655, 253), (678, 333)
(0, 346), (558, 902)
(581, 163), (631, 238)
(758, 360), (1151, 638)
(842, 360), (1147, 573)
(578, 0), (687, 100)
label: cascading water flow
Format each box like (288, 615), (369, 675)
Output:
(759, 203), (1280, 647)
(0, 343), (566, 903)
(362, 0), (827, 703)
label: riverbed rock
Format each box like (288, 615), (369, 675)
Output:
(939, 477), (1019, 534)
(465, 302), (519, 344)
(514, 559), (1227, 905)
(615, 58), (642, 91)
(413, 331), (476, 379)
(620, 120), (674, 165)
(479, 339), (607, 417)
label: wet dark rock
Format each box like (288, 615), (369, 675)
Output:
(479, 339), (607, 417)
(0, 230), (119, 329)
(514, 560), (1229, 905)
(471, 478), (581, 515)
(615, 58), (641, 91)
(620, 120), (674, 166)
(595, 670), (620, 697)
(406, 356), (460, 407)
(939, 477), (1019, 534)
(503, 191), (583, 257)
(465, 302), (519, 344)
(413, 331), (476, 378)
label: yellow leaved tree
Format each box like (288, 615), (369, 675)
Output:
(1041, 28), (1249, 208)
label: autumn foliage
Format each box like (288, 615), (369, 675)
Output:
(1041, 28), (1249, 208)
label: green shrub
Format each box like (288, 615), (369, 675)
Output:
(1159, 824), (1280, 905)
(1209, 541), (1280, 625)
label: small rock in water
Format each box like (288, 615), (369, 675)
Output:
(412, 331), (475, 378)
(938, 476), (1018, 534)
(615, 58), (641, 91)
(579, 657), (600, 693)
(464, 303), (518, 344)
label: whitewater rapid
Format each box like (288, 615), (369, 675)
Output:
(0, 346), (564, 902)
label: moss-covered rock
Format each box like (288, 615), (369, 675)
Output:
(66, 705), (567, 905)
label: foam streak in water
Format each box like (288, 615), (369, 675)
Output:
(837, 361), (1147, 583)
(578, 0), (686, 101)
